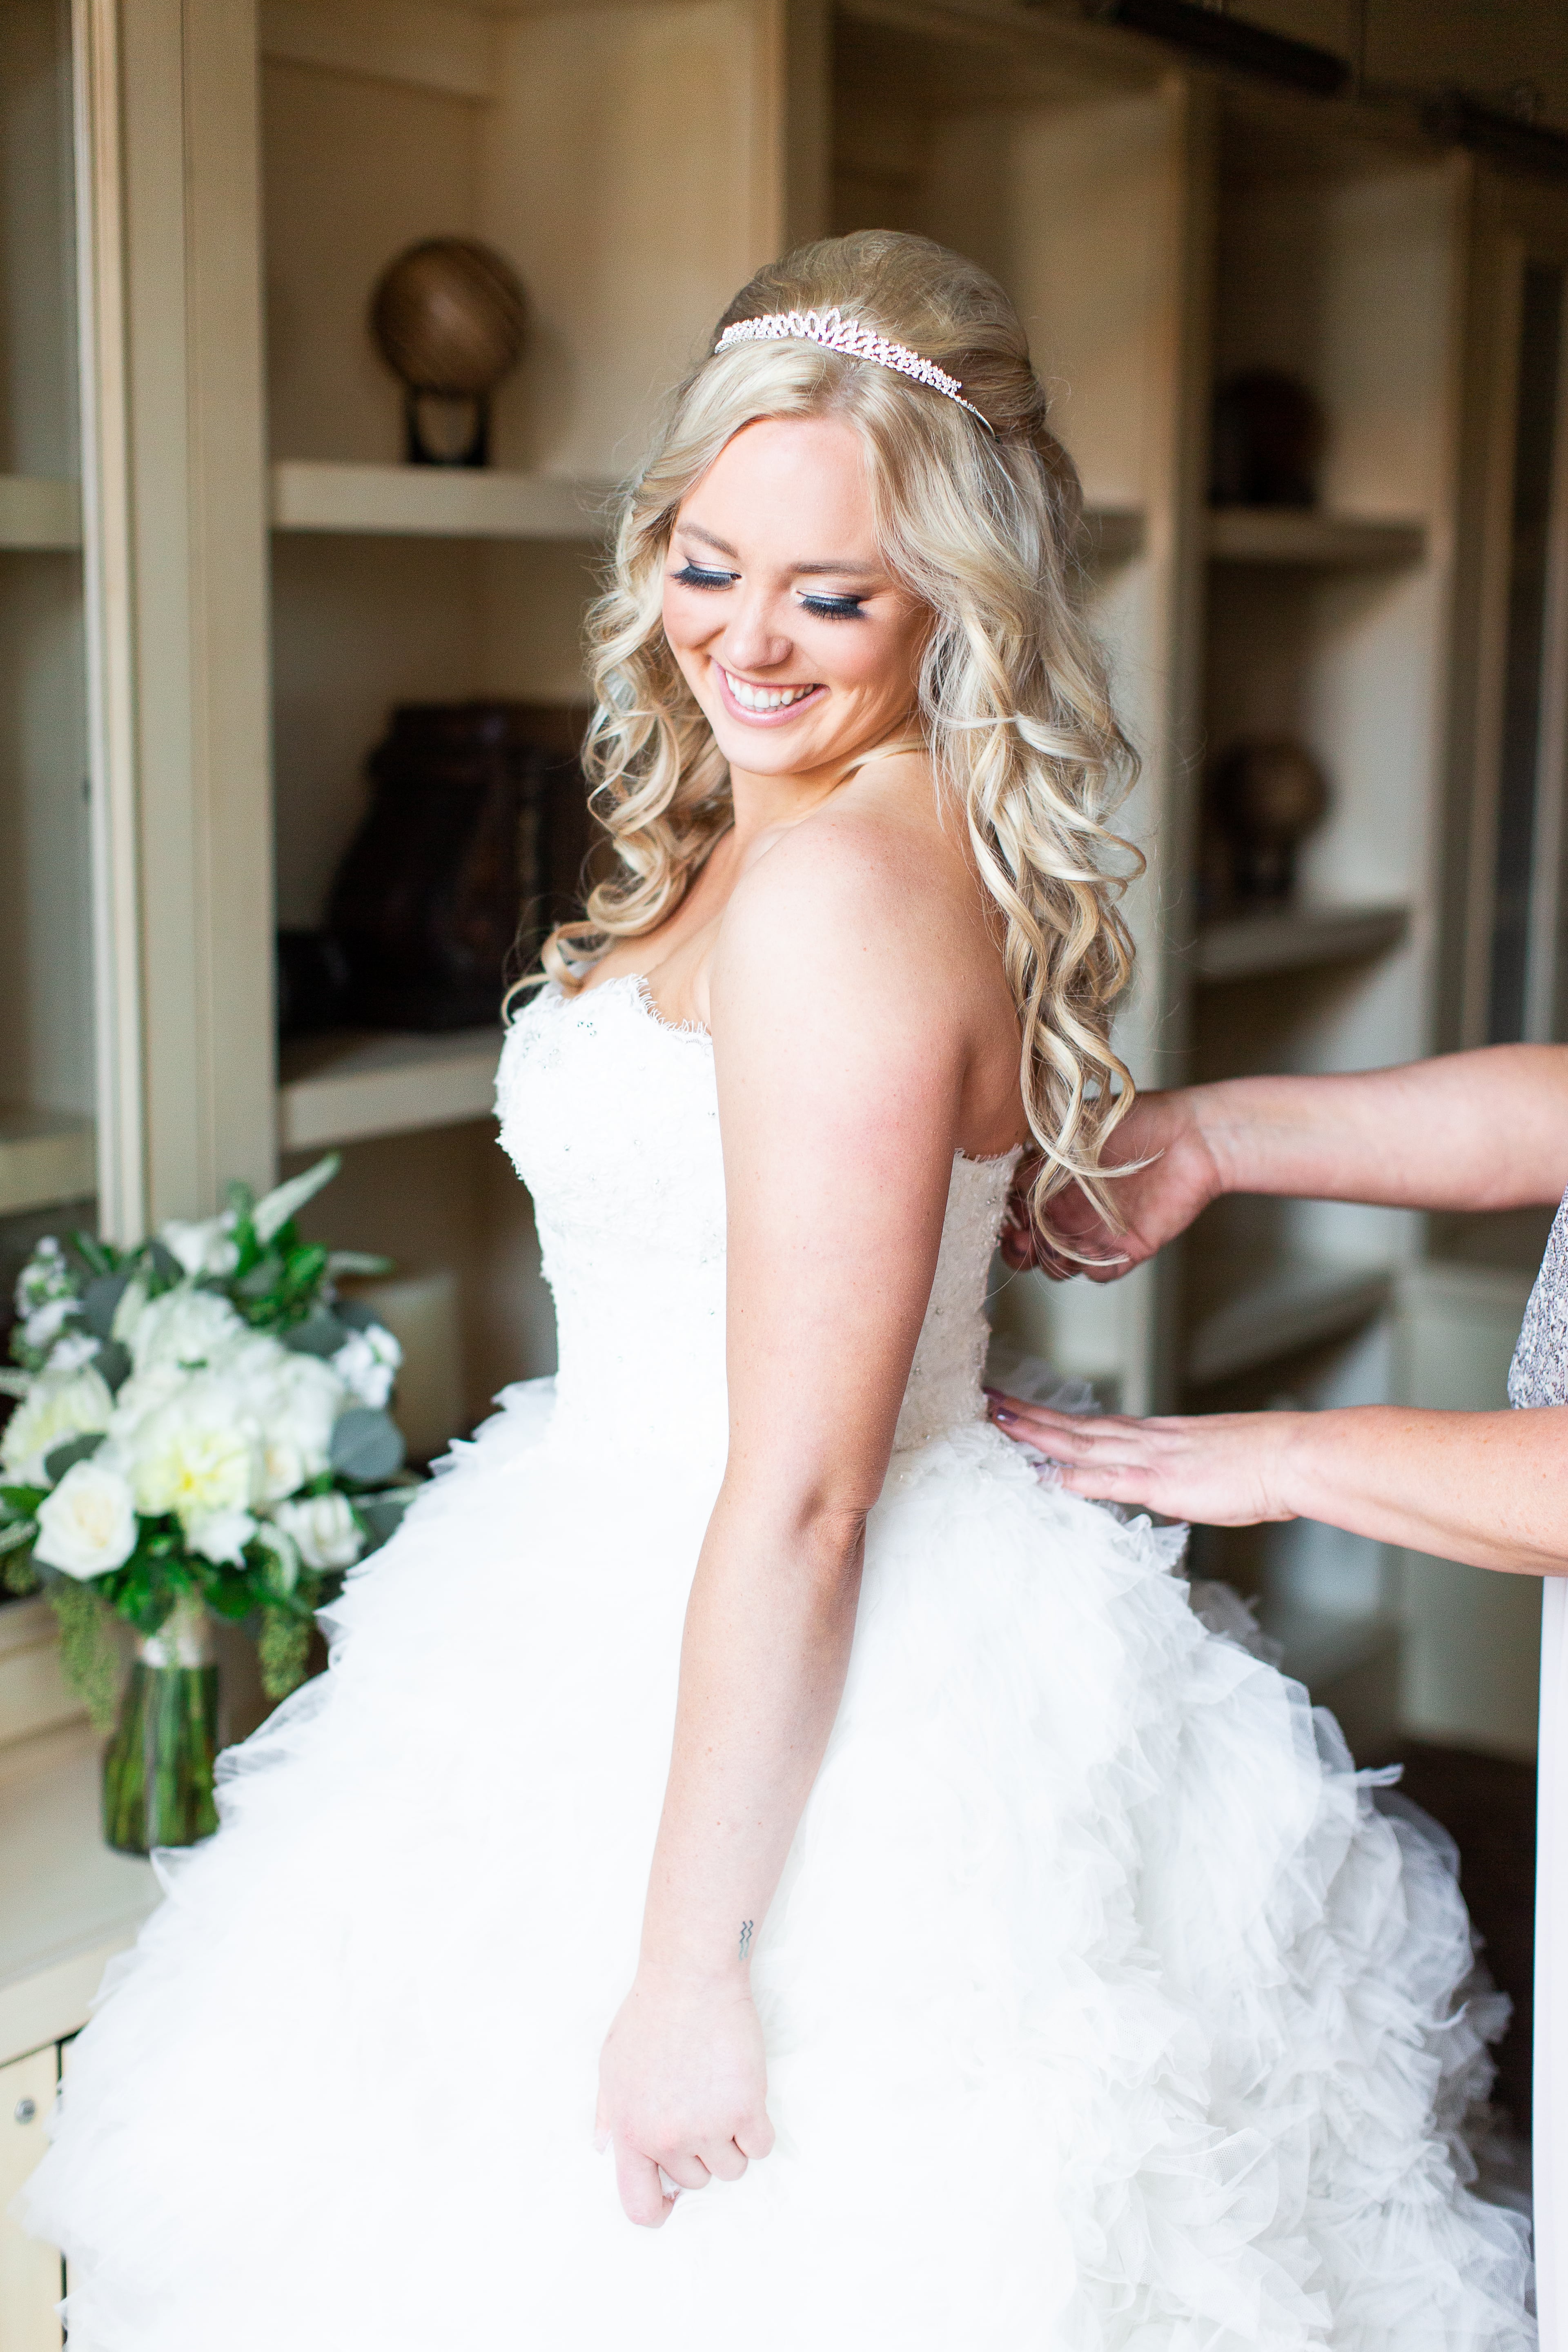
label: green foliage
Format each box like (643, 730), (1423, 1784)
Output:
(49, 1579), (122, 1733)
(258, 1601), (315, 1700)
(3, 1546), (40, 1598)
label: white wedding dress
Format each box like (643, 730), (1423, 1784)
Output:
(26, 975), (1534, 2349)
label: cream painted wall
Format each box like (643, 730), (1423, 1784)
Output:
(481, 0), (784, 481)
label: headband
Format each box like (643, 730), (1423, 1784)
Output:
(714, 307), (994, 434)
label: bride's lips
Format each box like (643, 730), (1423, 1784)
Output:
(713, 663), (827, 727)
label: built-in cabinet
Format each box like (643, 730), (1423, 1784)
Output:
(4, 0), (1568, 2321)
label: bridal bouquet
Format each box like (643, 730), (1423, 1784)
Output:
(0, 1158), (416, 1828)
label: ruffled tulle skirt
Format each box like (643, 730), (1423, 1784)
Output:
(23, 1382), (1533, 2348)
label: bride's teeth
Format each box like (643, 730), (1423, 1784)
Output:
(723, 669), (814, 712)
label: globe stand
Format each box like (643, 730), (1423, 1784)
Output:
(404, 388), (491, 469)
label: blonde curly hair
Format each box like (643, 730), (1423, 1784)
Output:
(539, 228), (1141, 1227)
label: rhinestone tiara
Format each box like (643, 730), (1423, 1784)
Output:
(714, 308), (994, 433)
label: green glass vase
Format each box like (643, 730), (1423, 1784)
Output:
(102, 1596), (220, 1854)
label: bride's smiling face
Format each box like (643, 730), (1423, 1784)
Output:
(662, 414), (929, 779)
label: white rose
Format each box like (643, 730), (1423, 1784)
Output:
(224, 1337), (343, 1502)
(185, 1505), (257, 1566)
(270, 1490), (363, 1572)
(45, 1331), (100, 1376)
(0, 1369), (116, 1487)
(127, 1378), (258, 1536)
(158, 1214), (240, 1279)
(331, 1324), (401, 1410)
(32, 1458), (138, 1579)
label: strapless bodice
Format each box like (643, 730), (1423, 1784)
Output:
(494, 977), (1018, 1464)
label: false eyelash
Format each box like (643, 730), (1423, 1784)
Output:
(672, 561), (735, 591)
(799, 595), (866, 620)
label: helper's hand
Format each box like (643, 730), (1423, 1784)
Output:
(1000, 1090), (1224, 1282)
(595, 1965), (775, 2228)
(987, 1392), (1302, 1527)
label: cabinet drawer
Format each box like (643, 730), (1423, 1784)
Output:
(0, 2045), (62, 2351)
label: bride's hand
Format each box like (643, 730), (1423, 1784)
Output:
(595, 1967), (776, 2227)
(986, 1393), (1302, 1526)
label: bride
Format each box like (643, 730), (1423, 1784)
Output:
(26, 230), (1532, 2348)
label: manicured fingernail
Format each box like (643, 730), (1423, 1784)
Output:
(991, 1406), (1017, 1423)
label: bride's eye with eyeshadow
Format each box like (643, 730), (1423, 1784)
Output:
(798, 592), (866, 621)
(672, 561), (735, 591)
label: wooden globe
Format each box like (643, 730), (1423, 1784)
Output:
(370, 238), (528, 398)
(1213, 737), (1330, 847)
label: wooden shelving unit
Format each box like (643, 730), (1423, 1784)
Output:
(0, 1726), (156, 2062)
(0, 1111), (95, 1218)
(1194, 901), (1410, 984)
(1186, 1259), (1395, 1388)
(270, 460), (610, 541)
(277, 1028), (505, 1152)
(1205, 509), (1427, 566)
(1085, 508), (1144, 565)
(0, 475), (80, 552)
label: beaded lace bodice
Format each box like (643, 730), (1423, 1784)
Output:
(495, 976), (1018, 1463)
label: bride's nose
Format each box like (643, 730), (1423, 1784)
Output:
(716, 590), (795, 676)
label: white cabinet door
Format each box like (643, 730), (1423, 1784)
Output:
(0, 2044), (61, 2351)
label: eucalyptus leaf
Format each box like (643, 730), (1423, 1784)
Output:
(94, 1338), (132, 1393)
(356, 1489), (417, 1550)
(144, 1239), (185, 1290)
(43, 1431), (105, 1482)
(285, 1308), (352, 1359)
(81, 1270), (132, 1340)
(333, 1299), (378, 1333)
(329, 1408), (405, 1483)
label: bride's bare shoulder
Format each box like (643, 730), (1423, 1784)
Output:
(715, 775), (989, 1023)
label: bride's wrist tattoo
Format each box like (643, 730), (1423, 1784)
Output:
(738, 1919), (753, 1963)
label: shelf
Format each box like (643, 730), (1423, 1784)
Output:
(1194, 900), (1410, 984)
(269, 461), (611, 542)
(0, 475), (81, 551)
(1205, 509), (1426, 567)
(0, 1110), (96, 1217)
(0, 1722), (156, 2064)
(1085, 507), (1144, 563)
(278, 1027), (505, 1152)
(1186, 1258), (1395, 1387)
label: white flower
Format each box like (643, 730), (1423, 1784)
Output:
(32, 1459), (138, 1579)
(224, 1337), (343, 1502)
(125, 1285), (246, 1376)
(125, 1380), (257, 1536)
(44, 1330), (100, 1376)
(23, 1296), (78, 1356)
(185, 1505), (257, 1566)
(15, 1236), (71, 1319)
(270, 1490), (363, 1572)
(0, 1369), (116, 1486)
(158, 1214), (240, 1279)
(332, 1324), (401, 1410)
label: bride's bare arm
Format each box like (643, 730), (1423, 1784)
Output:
(595, 818), (980, 2228)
